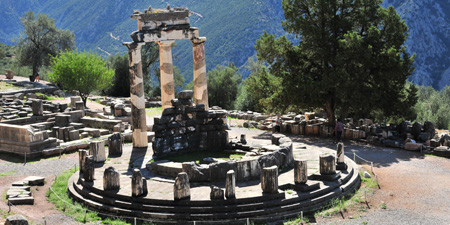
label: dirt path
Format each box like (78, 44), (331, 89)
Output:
(1, 127), (449, 224)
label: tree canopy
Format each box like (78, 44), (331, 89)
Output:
(49, 51), (114, 106)
(16, 11), (75, 81)
(255, 0), (417, 124)
(207, 63), (241, 109)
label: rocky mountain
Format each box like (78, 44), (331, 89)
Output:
(0, 0), (285, 82)
(383, 0), (450, 89)
(1, 0), (449, 88)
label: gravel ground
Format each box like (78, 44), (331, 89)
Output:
(0, 126), (449, 225)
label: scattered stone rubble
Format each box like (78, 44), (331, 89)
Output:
(228, 110), (450, 157)
(6, 176), (45, 205)
(0, 91), (152, 158)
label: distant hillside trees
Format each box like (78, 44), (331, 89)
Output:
(235, 57), (280, 112)
(255, 0), (417, 124)
(16, 11), (75, 81)
(414, 85), (450, 129)
(207, 63), (241, 109)
(49, 51), (114, 106)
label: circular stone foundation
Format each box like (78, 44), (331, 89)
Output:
(68, 134), (361, 224)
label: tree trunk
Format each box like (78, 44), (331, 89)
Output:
(31, 66), (38, 82)
(325, 92), (336, 128)
(80, 94), (87, 107)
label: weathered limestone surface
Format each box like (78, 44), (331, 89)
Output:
(75, 101), (84, 111)
(174, 172), (190, 200)
(192, 37), (209, 110)
(103, 167), (120, 191)
(70, 96), (81, 109)
(294, 160), (307, 184)
(31, 99), (43, 116)
(210, 185), (224, 200)
(158, 41), (176, 110)
(108, 132), (123, 157)
(261, 165), (278, 194)
(336, 142), (345, 164)
(225, 170), (236, 199)
(320, 154), (336, 175)
(5, 214), (28, 225)
(78, 150), (88, 175)
(83, 155), (95, 182)
(124, 42), (148, 148)
(132, 169), (147, 197)
(89, 140), (106, 162)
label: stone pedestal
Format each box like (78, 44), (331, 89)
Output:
(108, 132), (123, 157)
(70, 96), (81, 109)
(225, 170), (236, 199)
(32, 99), (43, 116)
(294, 160), (307, 184)
(320, 154), (336, 175)
(132, 169), (147, 197)
(83, 155), (95, 182)
(124, 42), (148, 148)
(261, 165), (278, 194)
(192, 37), (209, 110)
(89, 140), (106, 162)
(75, 101), (84, 111)
(336, 143), (345, 164)
(103, 167), (120, 191)
(78, 150), (88, 175)
(158, 41), (176, 110)
(336, 142), (347, 170)
(174, 172), (190, 201)
(210, 185), (224, 200)
(55, 114), (70, 127)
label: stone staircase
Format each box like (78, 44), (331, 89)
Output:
(68, 162), (360, 224)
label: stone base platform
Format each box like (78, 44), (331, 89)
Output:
(67, 138), (361, 224)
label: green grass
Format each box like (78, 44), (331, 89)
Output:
(0, 170), (16, 177)
(284, 214), (310, 224)
(159, 150), (244, 163)
(145, 107), (162, 117)
(0, 82), (20, 91)
(312, 170), (378, 219)
(35, 92), (64, 101)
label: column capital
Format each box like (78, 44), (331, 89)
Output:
(191, 37), (206, 45)
(123, 42), (145, 50)
(156, 40), (175, 46)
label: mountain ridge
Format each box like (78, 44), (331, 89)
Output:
(1, 0), (449, 89)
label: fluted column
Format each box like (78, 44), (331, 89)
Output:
(158, 41), (176, 110)
(192, 37), (209, 110)
(124, 42), (148, 148)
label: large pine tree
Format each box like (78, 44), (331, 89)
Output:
(256, 0), (417, 124)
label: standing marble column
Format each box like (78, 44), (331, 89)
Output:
(157, 41), (175, 110)
(124, 42), (148, 148)
(192, 37), (209, 110)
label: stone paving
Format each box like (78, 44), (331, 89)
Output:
(88, 134), (348, 201)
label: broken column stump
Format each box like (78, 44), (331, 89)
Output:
(210, 185), (224, 200)
(318, 154), (340, 181)
(32, 99), (43, 116)
(78, 150), (88, 175)
(70, 96), (81, 109)
(261, 165), (278, 194)
(294, 160), (308, 184)
(83, 155), (95, 182)
(174, 172), (190, 201)
(89, 140), (106, 162)
(108, 132), (123, 157)
(336, 142), (347, 170)
(103, 167), (120, 191)
(225, 170), (236, 199)
(132, 169), (147, 197)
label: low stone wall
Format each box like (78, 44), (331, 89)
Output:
(153, 134), (294, 182)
